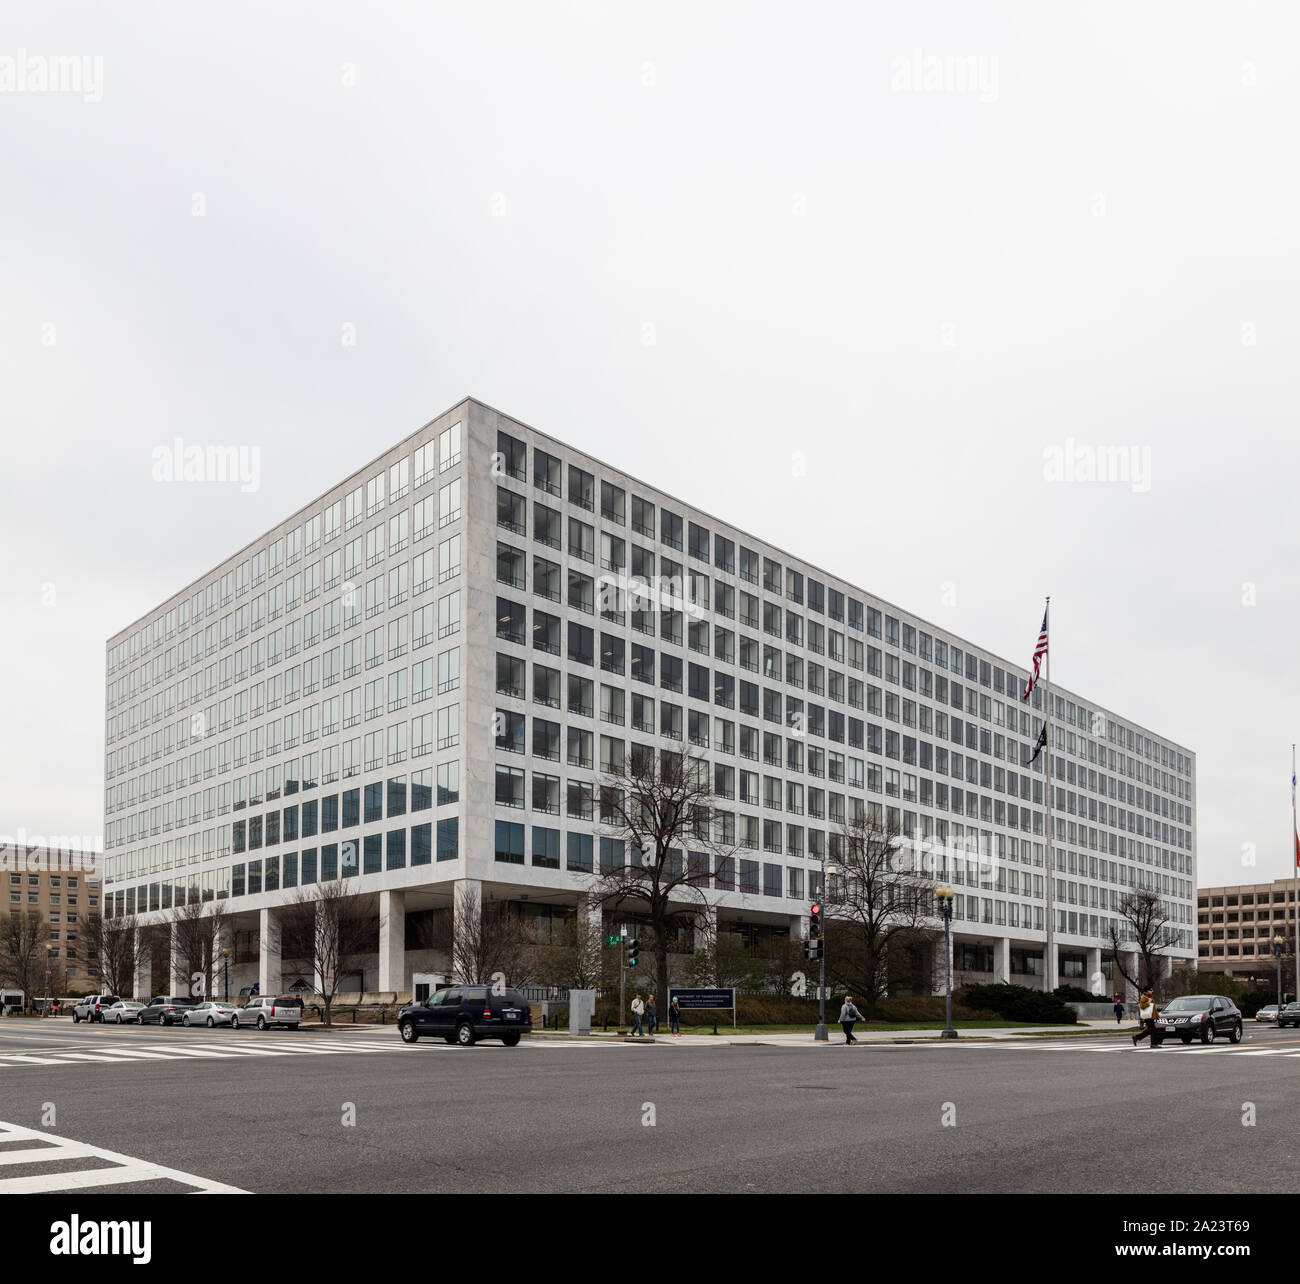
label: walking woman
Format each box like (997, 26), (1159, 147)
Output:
(1132, 987), (1160, 1048)
(669, 996), (682, 1037)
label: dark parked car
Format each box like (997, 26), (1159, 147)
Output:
(138, 996), (198, 1026)
(397, 986), (532, 1047)
(1275, 1002), (1300, 1028)
(1154, 994), (1243, 1045)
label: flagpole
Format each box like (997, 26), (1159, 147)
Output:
(1292, 744), (1296, 1004)
(1043, 595), (1055, 994)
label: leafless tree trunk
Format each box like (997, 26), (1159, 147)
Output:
(172, 900), (229, 999)
(279, 880), (379, 1026)
(0, 911), (53, 1004)
(825, 814), (938, 1016)
(587, 748), (722, 1018)
(1106, 889), (1179, 1000)
(450, 883), (536, 988)
(86, 912), (139, 998)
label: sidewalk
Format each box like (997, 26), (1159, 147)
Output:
(550, 1019), (1131, 1047)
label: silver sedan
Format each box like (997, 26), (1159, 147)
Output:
(105, 1001), (145, 1024)
(182, 1001), (240, 1028)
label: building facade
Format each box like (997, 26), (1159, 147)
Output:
(1198, 876), (1300, 983)
(102, 398), (1197, 997)
(1, 843), (102, 995)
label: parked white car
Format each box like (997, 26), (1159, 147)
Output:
(183, 1001), (239, 1028)
(105, 1000), (145, 1024)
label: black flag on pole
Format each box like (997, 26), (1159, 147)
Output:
(1030, 723), (1048, 764)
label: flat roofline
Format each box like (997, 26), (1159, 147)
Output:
(106, 395), (1194, 759)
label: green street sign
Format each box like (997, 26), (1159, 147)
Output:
(605, 934), (621, 946)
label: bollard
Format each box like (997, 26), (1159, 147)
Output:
(712, 1019), (718, 1036)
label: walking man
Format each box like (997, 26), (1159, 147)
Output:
(1132, 987), (1160, 1048)
(1113, 994), (1125, 1025)
(630, 992), (645, 1036)
(839, 995), (864, 1045)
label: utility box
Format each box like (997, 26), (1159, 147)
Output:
(568, 989), (596, 1035)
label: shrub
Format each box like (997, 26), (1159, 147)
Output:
(956, 983), (1077, 1024)
(1052, 984), (1104, 1003)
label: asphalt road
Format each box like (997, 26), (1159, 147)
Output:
(2, 1018), (1297, 1194)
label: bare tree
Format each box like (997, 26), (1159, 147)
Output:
(587, 747), (722, 1015)
(1106, 889), (1180, 1000)
(450, 883), (536, 988)
(0, 910), (52, 1004)
(86, 913), (140, 997)
(530, 903), (607, 990)
(172, 900), (229, 999)
(824, 813), (938, 1017)
(684, 925), (763, 990)
(279, 880), (379, 1026)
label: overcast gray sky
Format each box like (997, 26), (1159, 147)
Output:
(2, 1), (1297, 888)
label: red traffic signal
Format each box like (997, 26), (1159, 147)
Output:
(809, 902), (822, 939)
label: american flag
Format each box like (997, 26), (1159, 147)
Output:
(1021, 610), (1048, 701)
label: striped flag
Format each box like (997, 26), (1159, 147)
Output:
(1021, 610), (1049, 701)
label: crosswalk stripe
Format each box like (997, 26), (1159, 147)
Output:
(0, 1120), (246, 1194)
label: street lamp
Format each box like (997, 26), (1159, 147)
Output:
(1274, 936), (1285, 1011)
(935, 886), (957, 1040)
(814, 861), (838, 1042)
(220, 946), (230, 1003)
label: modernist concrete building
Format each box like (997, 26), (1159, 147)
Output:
(101, 398), (1197, 998)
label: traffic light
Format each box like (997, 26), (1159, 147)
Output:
(626, 937), (640, 969)
(803, 940), (822, 961)
(809, 902), (822, 940)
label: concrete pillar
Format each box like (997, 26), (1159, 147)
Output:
(133, 933), (151, 1002)
(168, 923), (188, 996)
(1124, 950), (1140, 1003)
(216, 920), (235, 1002)
(995, 936), (1011, 984)
(379, 888), (406, 992)
(259, 907), (281, 996)
(1087, 946), (1103, 995)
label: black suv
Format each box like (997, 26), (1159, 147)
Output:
(397, 986), (532, 1047)
(1154, 994), (1244, 1045)
(1276, 1002), (1300, 1029)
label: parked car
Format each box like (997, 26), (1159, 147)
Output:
(233, 996), (302, 1030)
(397, 985), (532, 1046)
(1275, 1002), (1300, 1028)
(183, 1000), (239, 1028)
(1154, 994), (1244, 1045)
(138, 996), (198, 1026)
(1256, 1004), (1281, 1023)
(72, 994), (121, 1024)
(106, 1000), (146, 1024)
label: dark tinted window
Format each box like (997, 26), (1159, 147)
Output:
(439, 989), (462, 1006)
(463, 987), (488, 1003)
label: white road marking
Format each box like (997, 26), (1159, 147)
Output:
(0, 1120), (246, 1194)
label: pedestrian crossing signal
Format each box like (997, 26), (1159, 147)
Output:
(804, 940), (822, 961)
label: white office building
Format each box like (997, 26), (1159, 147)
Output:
(102, 398), (1197, 996)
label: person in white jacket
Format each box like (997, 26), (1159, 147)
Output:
(630, 992), (645, 1036)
